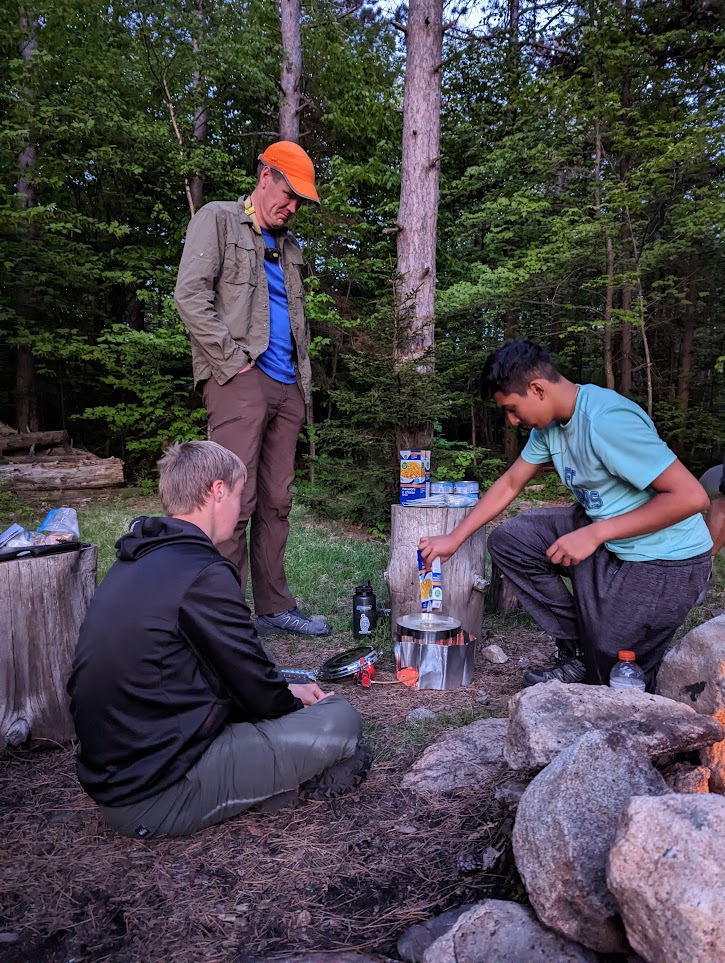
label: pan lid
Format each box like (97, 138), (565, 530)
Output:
(396, 613), (461, 632)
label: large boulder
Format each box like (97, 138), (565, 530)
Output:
(656, 615), (725, 793)
(512, 729), (670, 954)
(402, 718), (508, 794)
(608, 795), (725, 963)
(504, 682), (724, 771)
(397, 905), (474, 962)
(422, 900), (600, 963)
(656, 615), (725, 714)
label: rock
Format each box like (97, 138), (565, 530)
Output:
(405, 707), (437, 724)
(422, 899), (601, 963)
(608, 795), (725, 963)
(476, 689), (490, 704)
(661, 761), (711, 794)
(397, 905), (474, 962)
(495, 776), (530, 813)
(656, 615), (725, 793)
(402, 718), (508, 794)
(483, 644), (508, 663)
(504, 681), (724, 771)
(512, 729), (670, 954)
(656, 615), (725, 714)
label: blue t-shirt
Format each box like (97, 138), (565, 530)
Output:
(521, 384), (712, 561)
(255, 229), (297, 385)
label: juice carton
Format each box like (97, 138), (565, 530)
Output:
(417, 549), (442, 612)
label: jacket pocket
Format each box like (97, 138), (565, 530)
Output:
(222, 242), (255, 285)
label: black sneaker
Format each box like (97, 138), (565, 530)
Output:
(299, 742), (373, 801)
(522, 657), (587, 687)
(256, 607), (331, 637)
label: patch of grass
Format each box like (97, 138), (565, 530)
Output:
(79, 496), (161, 580)
(0, 488), (37, 529)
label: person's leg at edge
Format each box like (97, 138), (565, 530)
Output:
(100, 695), (364, 838)
(250, 372), (304, 616)
(487, 505), (591, 684)
(203, 370), (269, 591)
(572, 551), (712, 690)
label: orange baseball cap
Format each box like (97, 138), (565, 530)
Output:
(259, 141), (320, 205)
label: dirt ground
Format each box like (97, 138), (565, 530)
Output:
(0, 619), (551, 963)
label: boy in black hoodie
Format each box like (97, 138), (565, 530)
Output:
(68, 441), (369, 838)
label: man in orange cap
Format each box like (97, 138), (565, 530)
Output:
(175, 141), (331, 637)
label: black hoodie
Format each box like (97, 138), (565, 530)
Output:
(67, 516), (302, 807)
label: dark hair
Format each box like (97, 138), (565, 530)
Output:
(481, 340), (561, 397)
(256, 161), (285, 184)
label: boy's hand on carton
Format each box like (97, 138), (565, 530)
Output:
(546, 526), (605, 567)
(418, 534), (457, 569)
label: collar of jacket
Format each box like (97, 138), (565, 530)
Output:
(239, 194), (290, 240)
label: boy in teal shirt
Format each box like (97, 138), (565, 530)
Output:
(419, 341), (712, 689)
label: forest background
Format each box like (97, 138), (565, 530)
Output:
(2, 0), (724, 533)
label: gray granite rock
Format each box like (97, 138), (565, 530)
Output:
(397, 905), (474, 962)
(512, 729), (671, 954)
(661, 761), (711, 794)
(402, 718), (508, 794)
(421, 899), (600, 963)
(495, 776), (530, 813)
(504, 681), (724, 771)
(608, 795), (725, 963)
(483, 644), (508, 663)
(405, 707), (437, 724)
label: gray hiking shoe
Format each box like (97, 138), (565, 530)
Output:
(522, 657), (587, 687)
(256, 606), (331, 637)
(299, 742), (373, 802)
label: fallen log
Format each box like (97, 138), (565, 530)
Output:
(0, 456), (124, 491)
(0, 429), (69, 454)
(1, 544), (98, 749)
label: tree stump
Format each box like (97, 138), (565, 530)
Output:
(384, 505), (487, 641)
(0, 544), (97, 749)
(487, 559), (521, 617)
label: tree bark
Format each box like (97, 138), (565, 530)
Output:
(676, 251), (699, 414)
(385, 505), (487, 641)
(0, 456), (124, 492)
(0, 429), (68, 453)
(15, 8), (39, 433)
(488, 559), (521, 617)
(279, 0), (303, 142)
(1, 544), (97, 749)
(188, 0), (209, 211)
(394, 0), (443, 383)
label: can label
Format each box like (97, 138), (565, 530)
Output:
(430, 481), (455, 495)
(417, 549), (442, 611)
(453, 480), (479, 495)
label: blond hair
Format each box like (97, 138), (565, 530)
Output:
(157, 441), (247, 516)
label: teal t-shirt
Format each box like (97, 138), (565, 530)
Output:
(521, 384), (712, 561)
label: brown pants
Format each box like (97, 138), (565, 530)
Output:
(203, 367), (305, 615)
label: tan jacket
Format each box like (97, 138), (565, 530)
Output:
(174, 196), (312, 403)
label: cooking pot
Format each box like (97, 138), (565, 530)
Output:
(395, 613), (476, 690)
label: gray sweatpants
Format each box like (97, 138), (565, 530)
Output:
(487, 504), (711, 688)
(99, 695), (361, 838)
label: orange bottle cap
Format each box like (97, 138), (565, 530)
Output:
(617, 650), (635, 661)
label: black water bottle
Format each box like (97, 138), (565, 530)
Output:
(353, 582), (377, 639)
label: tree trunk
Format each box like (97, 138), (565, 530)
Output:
(619, 284), (633, 396)
(188, 0), (209, 211)
(1, 544), (97, 749)
(15, 9), (39, 433)
(0, 455), (124, 492)
(488, 559), (521, 617)
(384, 505), (487, 641)
(676, 251), (699, 414)
(279, 0), (302, 142)
(394, 0), (443, 380)
(503, 308), (518, 463)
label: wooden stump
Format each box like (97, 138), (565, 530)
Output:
(384, 505), (487, 641)
(0, 544), (97, 749)
(487, 559), (521, 617)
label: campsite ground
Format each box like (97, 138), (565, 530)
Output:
(2, 494), (722, 962)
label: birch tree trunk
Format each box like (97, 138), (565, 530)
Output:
(279, 0), (302, 142)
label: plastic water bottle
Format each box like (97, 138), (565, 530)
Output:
(609, 650), (647, 691)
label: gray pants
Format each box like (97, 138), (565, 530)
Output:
(487, 505), (711, 687)
(100, 695), (361, 838)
